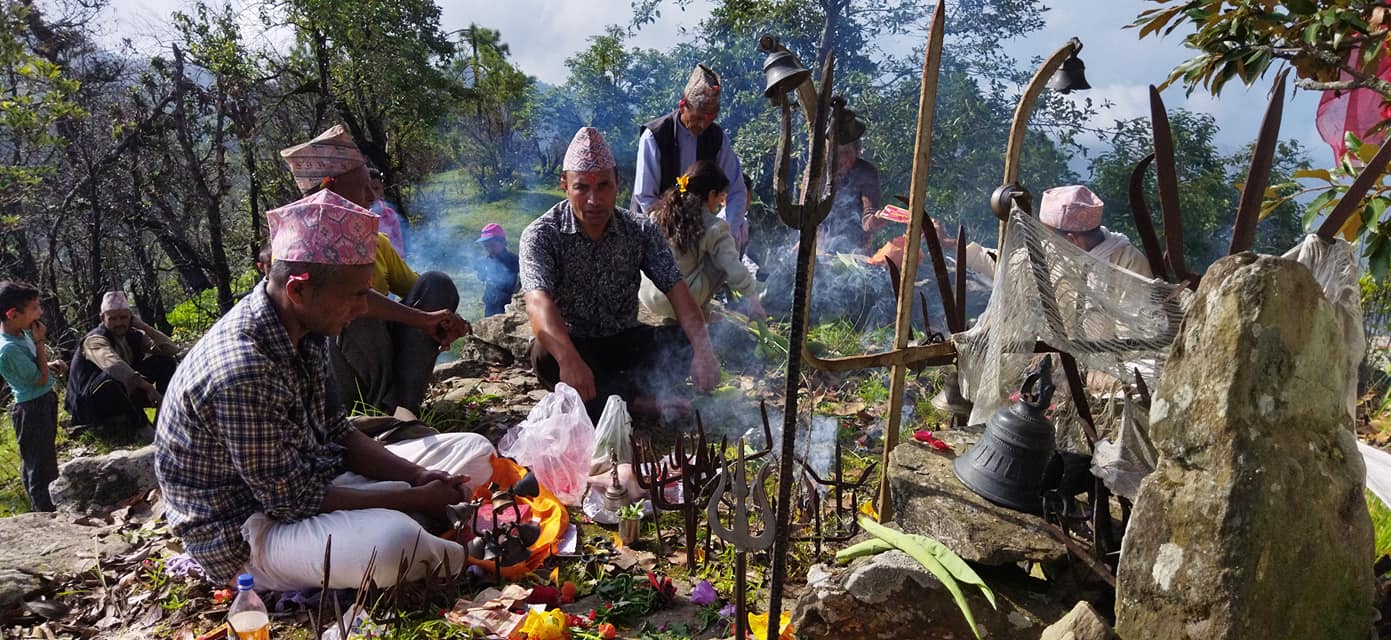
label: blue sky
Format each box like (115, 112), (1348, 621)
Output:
(96, 0), (1330, 164)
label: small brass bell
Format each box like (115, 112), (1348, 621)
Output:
(759, 35), (811, 99)
(604, 449), (627, 512)
(953, 355), (1058, 514)
(1046, 38), (1091, 94)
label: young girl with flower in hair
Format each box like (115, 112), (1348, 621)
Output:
(639, 160), (766, 322)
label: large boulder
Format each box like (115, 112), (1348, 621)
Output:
(472, 296), (533, 364)
(791, 549), (1063, 639)
(1115, 254), (1376, 639)
(50, 446), (157, 513)
(889, 433), (1066, 566)
(0, 512), (134, 621)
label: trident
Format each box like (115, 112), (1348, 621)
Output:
(708, 440), (774, 640)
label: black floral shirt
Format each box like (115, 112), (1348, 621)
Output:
(519, 200), (684, 338)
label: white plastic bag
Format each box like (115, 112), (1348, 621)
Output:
(498, 383), (595, 505)
(590, 395), (633, 474)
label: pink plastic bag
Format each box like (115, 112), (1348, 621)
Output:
(498, 383), (595, 505)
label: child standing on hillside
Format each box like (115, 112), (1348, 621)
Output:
(475, 223), (520, 317)
(0, 282), (65, 512)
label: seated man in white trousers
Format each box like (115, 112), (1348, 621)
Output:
(154, 189), (495, 591)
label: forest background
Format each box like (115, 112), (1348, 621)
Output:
(0, 0), (1321, 351)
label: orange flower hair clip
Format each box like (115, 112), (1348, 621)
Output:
(676, 174), (690, 193)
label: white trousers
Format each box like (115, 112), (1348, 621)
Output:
(240, 432), (495, 591)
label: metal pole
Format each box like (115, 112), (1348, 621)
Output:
(998, 40), (1079, 251)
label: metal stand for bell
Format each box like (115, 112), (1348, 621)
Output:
(708, 440), (774, 640)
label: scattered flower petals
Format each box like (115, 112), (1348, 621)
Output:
(690, 580), (717, 606)
(913, 429), (951, 451)
(515, 609), (568, 640)
(526, 585), (563, 608)
(164, 553), (204, 578)
(748, 611), (795, 640)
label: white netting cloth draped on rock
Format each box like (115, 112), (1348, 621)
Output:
(1281, 233), (1364, 421)
(953, 211), (1193, 426)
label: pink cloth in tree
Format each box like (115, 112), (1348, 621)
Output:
(266, 190), (380, 265)
(1039, 185), (1104, 233)
(562, 127), (616, 173)
(279, 124), (366, 193)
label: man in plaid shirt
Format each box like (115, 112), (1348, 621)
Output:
(154, 188), (495, 591)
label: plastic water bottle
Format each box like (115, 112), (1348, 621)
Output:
(227, 573), (269, 640)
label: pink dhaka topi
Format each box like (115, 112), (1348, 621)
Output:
(279, 124), (367, 193)
(266, 190), (380, 265)
(562, 127), (616, 173)
(1039, 185), (1104, 233)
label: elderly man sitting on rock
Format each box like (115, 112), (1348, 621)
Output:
(521, 127), (720, 422)
(64, 291), (179, 433)
(279, 125), (467, 418)
(154, 190), (495, 591)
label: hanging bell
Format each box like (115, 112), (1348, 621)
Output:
(930, 369), (973, 418)
(831, 97), (866, 145)
(953, 355), (1058, 514)
(1045, 38), (1091, 94)
(762, 49), (811, 99)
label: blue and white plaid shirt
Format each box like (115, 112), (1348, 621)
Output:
(154, 282), (354, 584)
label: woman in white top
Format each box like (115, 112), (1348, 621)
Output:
(639, 160), (766, 322)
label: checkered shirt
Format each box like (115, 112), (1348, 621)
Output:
(519, 200), (684, 338)
(153, 282), (354, 584)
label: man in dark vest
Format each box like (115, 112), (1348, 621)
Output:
(632, 64), (749, 252)
(66, 291), (179, 431)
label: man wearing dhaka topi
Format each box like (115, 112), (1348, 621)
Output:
(520, 127), (721, 422)
(154, 189), (496, 591)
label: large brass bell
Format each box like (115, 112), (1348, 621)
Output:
(953, 355), (1058, 514)
(759, 35), (811, 99)
(1045, 38), (1091, 94)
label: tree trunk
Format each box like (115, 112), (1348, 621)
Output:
(244, 136), (262, 258)
(84, 165), (103, 325)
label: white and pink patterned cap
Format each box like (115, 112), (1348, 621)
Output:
(1039, 185), (1104, 233)
(279, 124), (366, 193)
(100, 291), (130, 314)
(683, 64), (721, 112)
(562, 127), (616, 173)
(266, 190), (380, 265)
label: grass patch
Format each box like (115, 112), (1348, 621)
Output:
(0, 390), (149, 516)
(1368, 491), (1391, 559)
(408, 172), (563, 320)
